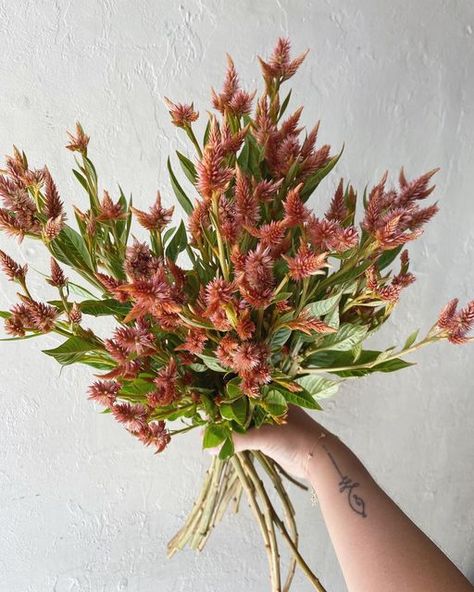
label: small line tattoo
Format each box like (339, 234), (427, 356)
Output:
(322, 444), (367, 518)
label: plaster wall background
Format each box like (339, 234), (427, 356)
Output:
(0, 1), (473, 590)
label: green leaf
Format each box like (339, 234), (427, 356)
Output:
(202, 424), (228, 449)
(43, 336), (100, 366)
(162, 225), (176, 246)
(176, 151), (197, 185)
(72, 169), (89, 193)
(237, 137), (250, 169)
(404, 329), (419, 349)
(318, 323), (368, 352)
(300, 144), (344, 202)
(188, 362), (208, 373)
(352, 342), (363, 363)
(278, 89), (292, 121)
(197, 353), (227, 373)
(269, 327), (292, 351)
(0, 310), (12, 319)
(261, 389), (288, 417)
(225, 377), (242, 398)
(324, 303), (340, 330)
(165, 220), (188, 262)
(119, 379), (155, 397)
(377, 245), (403, 271)
(306, 292), (342, 317)
(49, 225), (94, 271)
(81, 299), (130, 317)
(68, 282), (99, 299)
(279, 387), (323, 410)
(334, 357), (415, 377)
(273, 291), (293, 302)
(167, 157), (194, 215)
(203, 120), (211, 146)
(218, 437), (235, 460)
(220, 397), (248, 425)
(295, 375), (340, 399)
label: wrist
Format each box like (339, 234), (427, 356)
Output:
(300, 425), (336, 480)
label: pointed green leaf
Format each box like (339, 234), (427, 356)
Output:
(261, 389), (287, 417)
(218, 437), (235, 459)
(165, 220), (188, 262)
(318, 323), (368, 352)
(278, 387), (323, 410)
(197, 353), (227, 373)
(404, 329), (419, 349)
(296, 375), (340, 399)
(202, 424), (228, 449)
(43, 336), (101, 366)
(176, 151), (197, 185)
(167, 157), (194, 215)
(300, 144), (344, 202)
(306, 292), (342, 317)
(270, 327), (292, 351)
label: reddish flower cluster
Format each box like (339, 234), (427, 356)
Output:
(436, 298), (474, 344)
(365, 250), (416, 304)
(362, 168), (439, 251)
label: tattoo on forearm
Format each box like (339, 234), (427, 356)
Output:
(322, 444), (367, 518)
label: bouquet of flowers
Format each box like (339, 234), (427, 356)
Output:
(1, 38), (472, 592)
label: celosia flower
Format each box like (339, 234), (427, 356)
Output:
(65, 121), (90, 154)
(164, 97), (199, 128)
(43, 167), (65, 220)
(0, 249), (27, 282)
(131, 191), (174, 231)
(326, 179), (348, 223)
(283, 243), (328, 280)
(436, 299), (474, 344)
(68, 302), (82, 324)
(282, 183), (310, 227)
(436, 298), (459, 330)
(124, 240), (158, 280)
(48, 258), (68, 288)
(196, 124), (234, 199)
(258, 37), (309, 82)
(204, 278), (235, 316)
(132, 421), (170, 453)
(234, 167), (259, 228)
(150, 358), (178, 407)
(211, 54), (240, 113)
(287, 311), (336, 334)
(111, 402), (148, 431)
(87, 380), (120, 406)
(175, 328), (208, 355)
(19, 298), (59, 332)
(188, 199), (210, 244)
(95, 272), (129, 302)
(43, 215), (64, 242)
(97, 190), (126, 221)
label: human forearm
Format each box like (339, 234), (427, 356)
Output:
(307, 430), (473, 592)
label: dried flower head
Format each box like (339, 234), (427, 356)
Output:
(164, 97), (199, 128)
(131, 191), (174, 231)
(65, 122), (90, 154)
(0, 249), (27, 282)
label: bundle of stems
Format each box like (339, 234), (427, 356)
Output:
(168, 451), (327, 592)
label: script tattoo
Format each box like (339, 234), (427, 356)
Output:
(322, 444), (367, 518)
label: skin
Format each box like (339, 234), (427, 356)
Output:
(221, 405), (474, 592)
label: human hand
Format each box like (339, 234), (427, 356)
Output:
(209, 405), (332, 480)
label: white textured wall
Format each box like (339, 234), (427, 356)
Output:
(1, 1), (473, 590)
